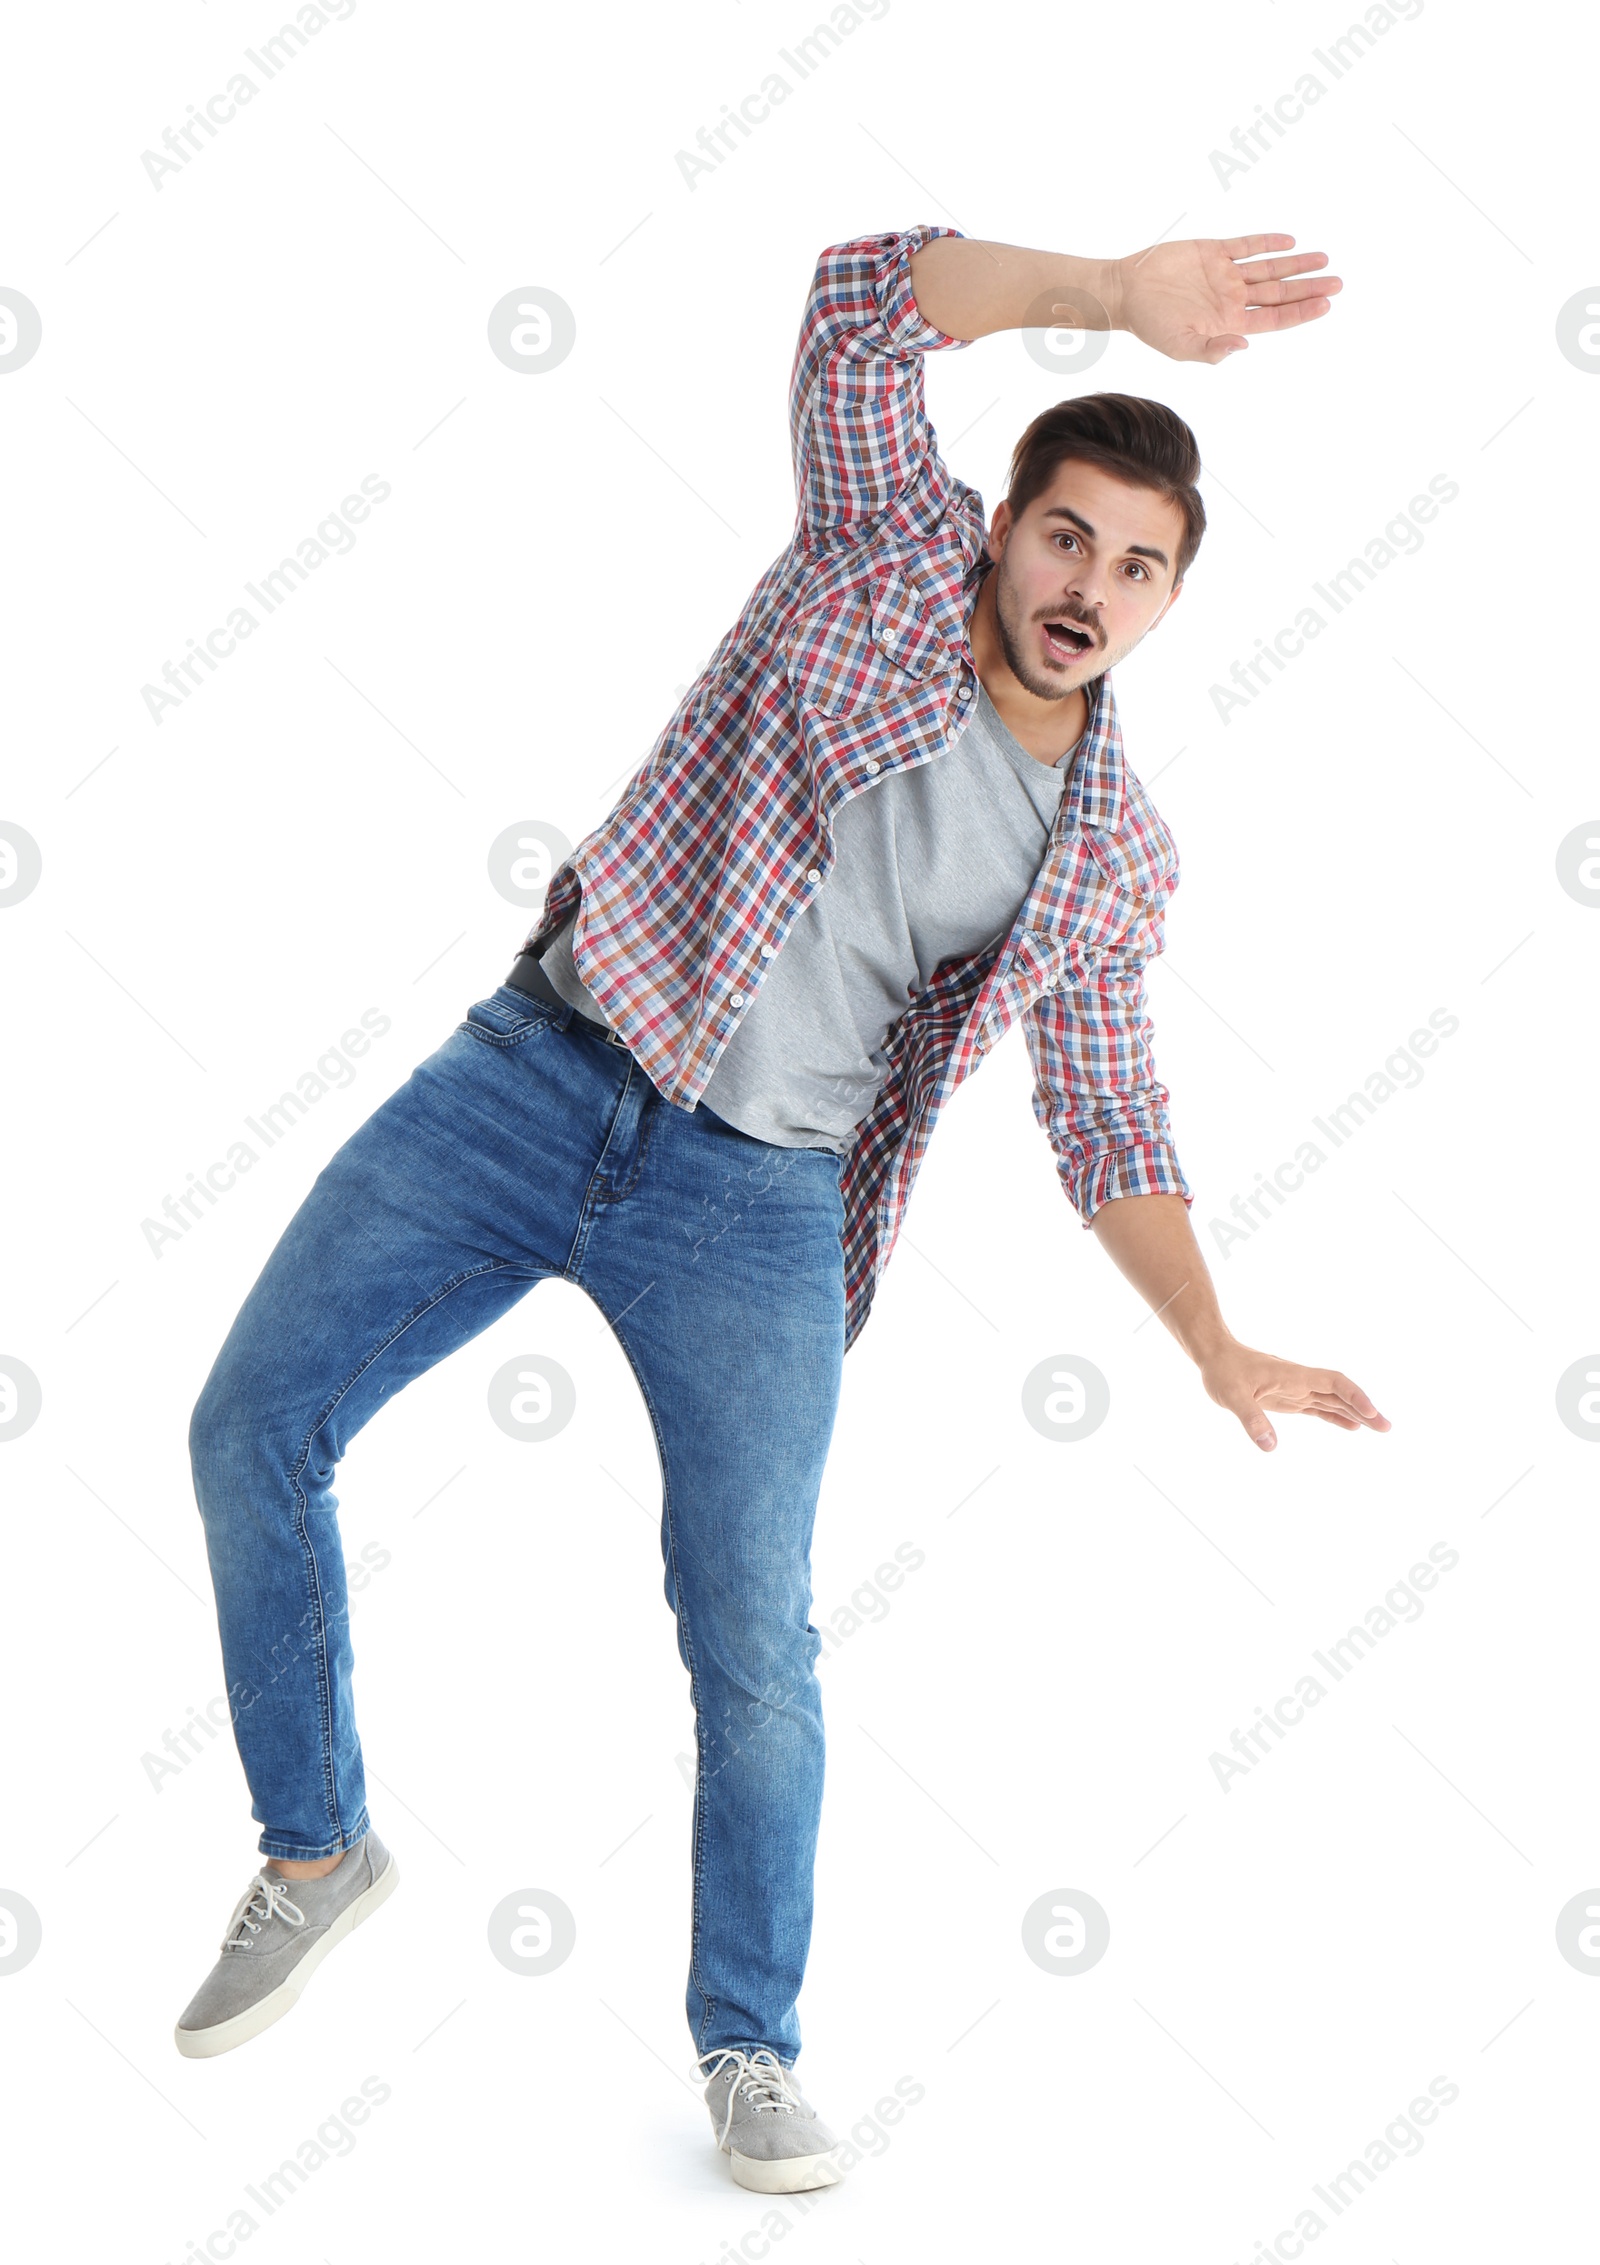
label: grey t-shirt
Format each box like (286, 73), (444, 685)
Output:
(537, 683), (1079, 1152)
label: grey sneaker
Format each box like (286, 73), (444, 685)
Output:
(698, 2046), (844, 2194)
(174, 1832), (398, 2059)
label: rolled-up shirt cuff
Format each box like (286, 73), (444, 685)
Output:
(1071, 1142), (1193, 1226)
(876, 223), (971, 354)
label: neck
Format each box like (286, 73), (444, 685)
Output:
(969, 570), (1090, 768)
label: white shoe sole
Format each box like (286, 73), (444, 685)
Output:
(727, 2145), (844, 2195)
(174, 1850), (400, 2060)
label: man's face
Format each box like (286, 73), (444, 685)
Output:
(988, 459), (1187, 702)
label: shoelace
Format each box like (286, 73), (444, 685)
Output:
(221, 1871), (308, 1953)
(698, 2047), (804, 2148)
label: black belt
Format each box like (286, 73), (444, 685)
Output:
(504, 950), (633, 1049)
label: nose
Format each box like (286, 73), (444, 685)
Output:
(1060, 563), (1110, 619)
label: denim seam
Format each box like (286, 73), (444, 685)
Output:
(562, 1063), (644, 1278)
(281, 1255), (521, 1848)
(587, 1069), (660, 1206)
(599, 1310), (718, 2053)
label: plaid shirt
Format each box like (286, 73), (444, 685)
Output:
(521, 223), (1191, 1354)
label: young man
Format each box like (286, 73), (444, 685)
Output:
(178, 224), (1388, 2192)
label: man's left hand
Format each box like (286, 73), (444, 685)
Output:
(1198, 1343), (1391, 1452)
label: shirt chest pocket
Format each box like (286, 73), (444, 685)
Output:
(784, 570), (954, 719)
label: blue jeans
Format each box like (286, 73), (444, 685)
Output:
(188, 978), (847, 2064)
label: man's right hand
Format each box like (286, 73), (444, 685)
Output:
(908, 230), (1340, 363)
(1108, 232), (1341, 365)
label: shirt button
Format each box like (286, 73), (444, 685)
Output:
(865, 760), (881, 775)
(805, 868), (821, 883)
(729, 991), (745, 1008)
(759, 944), (775, 958)
(957, 685), (973, 702)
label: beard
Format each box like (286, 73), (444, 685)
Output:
(991, 554), (1107, 702)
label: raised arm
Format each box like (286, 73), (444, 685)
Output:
(787, 225), (1341, 537)
(788, 226), (972, 535)
(908, 231), (1341, 364)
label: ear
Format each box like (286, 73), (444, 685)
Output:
(988, 498), (1014, 558)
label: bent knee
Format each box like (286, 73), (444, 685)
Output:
(697, 1617), (822, 1719)
(188, 1360), (296, 1496)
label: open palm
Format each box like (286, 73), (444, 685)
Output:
(1111, 232), (1341, 365)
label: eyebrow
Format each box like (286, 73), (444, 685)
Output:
(1039, 504), (1170, 571)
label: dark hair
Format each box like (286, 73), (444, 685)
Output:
(1003, 393), (1206, 582)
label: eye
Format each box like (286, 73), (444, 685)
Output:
(1053, 531), (1079, 551)
(1125, 561), (1149, 581)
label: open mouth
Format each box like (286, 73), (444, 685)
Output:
(1042, 618), (1095, 662)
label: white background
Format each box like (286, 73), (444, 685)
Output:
(2, 0), (1598, 2257)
